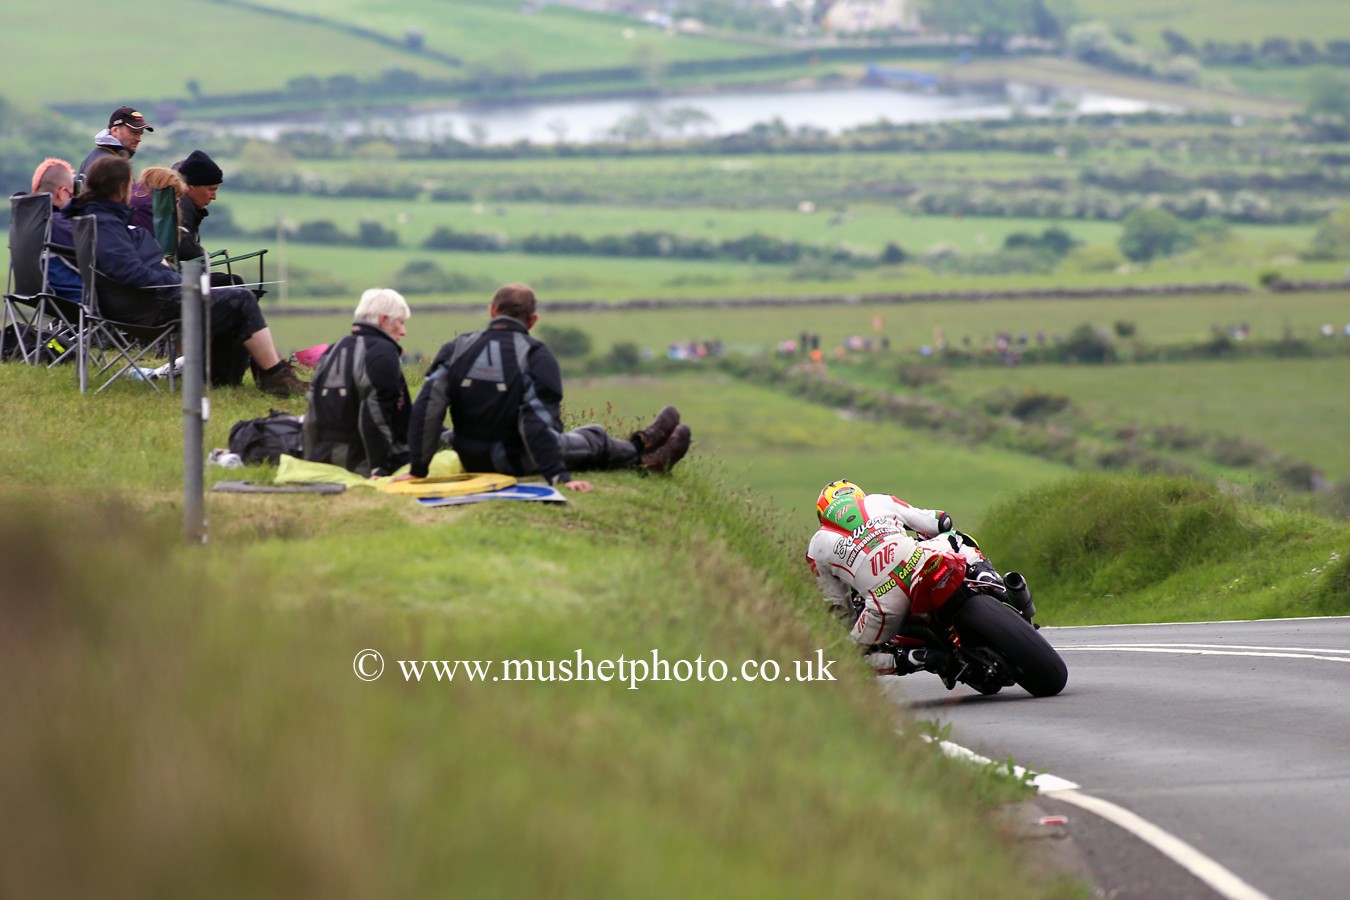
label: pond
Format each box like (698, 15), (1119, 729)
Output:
(226, 83), (1164, 145)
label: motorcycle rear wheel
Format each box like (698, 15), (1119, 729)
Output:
(956, 594), (1068, 697)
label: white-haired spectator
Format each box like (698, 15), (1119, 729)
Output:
(353, 287), (412, 327)
(302, 289), (412, 477)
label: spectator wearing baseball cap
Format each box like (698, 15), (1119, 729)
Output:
(77, 105), (155, 188)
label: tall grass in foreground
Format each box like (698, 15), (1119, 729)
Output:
(0, 362), (1079, 898)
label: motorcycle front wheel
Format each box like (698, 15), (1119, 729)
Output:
(956, 593), (1068, 697)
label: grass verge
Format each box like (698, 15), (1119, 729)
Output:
(0, 360), (1077, 898)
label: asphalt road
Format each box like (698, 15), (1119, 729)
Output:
(886, 616), (1350, 900)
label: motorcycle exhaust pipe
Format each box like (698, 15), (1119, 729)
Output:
(1002, 571), (1036, 620)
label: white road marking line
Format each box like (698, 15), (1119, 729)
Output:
(1046, 614), (1350, 629)
(935, 740), (1273, 900)
(1059, 645), (1350, 663)
(1049, 789), (1273, 900)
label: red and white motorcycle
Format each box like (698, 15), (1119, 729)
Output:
(861, 532), (1068, 697)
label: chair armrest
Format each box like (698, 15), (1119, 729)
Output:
(44, 242), (77, 264)
(209, 248), (269, 267)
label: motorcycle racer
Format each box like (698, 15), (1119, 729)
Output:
(805, 479), (1035, 678)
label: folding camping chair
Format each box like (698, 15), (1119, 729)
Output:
(209, 246), (270, 298)
(149, 186), (271, 299)
(2, 192), (79, 366)
(69, 214), (180, 394)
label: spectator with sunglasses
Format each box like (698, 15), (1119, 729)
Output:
(30, 157), (82, 302)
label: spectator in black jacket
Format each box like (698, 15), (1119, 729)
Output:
(404, 283), (691, 491)
(77, 106), (152, 190)
(65, 157), (306, 397)
(303, 289), (412, 477)
(173, 149), (223, 265)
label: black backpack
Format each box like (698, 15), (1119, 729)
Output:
(227, 409), (304, 465)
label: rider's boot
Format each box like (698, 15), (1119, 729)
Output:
(865, 647), (922, 676)
(1003, 571), (1036, 624)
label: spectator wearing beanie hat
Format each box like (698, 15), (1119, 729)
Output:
(175, 149), (226, 264)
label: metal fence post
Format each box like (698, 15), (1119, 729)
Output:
(182, 260), (208, 544)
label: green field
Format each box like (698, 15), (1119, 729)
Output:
(560, 373), (1079, 523)
(234, 145), (1335, 208)
(216, 193), (1320, 255)
(0, 1), (457, 104)
(259, 0), (760, 70)
(931, 356), (1350, 481)
(260, 291), (1350, 363)
(0, 0), (765, 111)
(1071, 0), (1350, 48)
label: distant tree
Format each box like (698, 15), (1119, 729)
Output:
(1118, 206), (1186, 262)
(535, 325), (592, 359)
(295, 220), (346, 244)
(377, 68), (424, 92)
(465, 48), (534, 92)
(393, 260), (490, 295)
(286, 75), (323, 98)
(185, 78), (201, 100)
(605, 342), (641, 374)
(881, 241), (907, 264)
(663, 106), (716, 138)
(1304, 202), (1350, 260)
(325, 74), (361, 98)
(394, 260), (450, 294)
(1063, 323), (1113, 363)
(922, 0), (1070, 48)
(357, 220), (399, 248)
(1162, 29), (1194, 56)
(1037, 225), (1078, 256)
(1306, 68), (1350, 118)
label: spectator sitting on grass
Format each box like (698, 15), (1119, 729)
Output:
(302, 289), (412, 478)
(402, 283), (691, 491)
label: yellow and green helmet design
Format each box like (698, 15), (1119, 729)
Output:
(816, 479), (864, 530)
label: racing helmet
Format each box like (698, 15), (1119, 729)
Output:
(817, 479), (865, 529)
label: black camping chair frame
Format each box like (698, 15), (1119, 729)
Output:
(209, 247), (269, 298)
(70, 215), (180, 395)
(2, 192), (80, 367)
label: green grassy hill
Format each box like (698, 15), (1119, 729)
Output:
(1070, 0), (1347, 48)
(0, 361), (1075, 898)
(0, 0), (763, 111)
(2, 352), (1345, 896)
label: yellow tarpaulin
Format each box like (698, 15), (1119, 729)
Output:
(274, 449), (470, 490)
(375, 472), (517, 497)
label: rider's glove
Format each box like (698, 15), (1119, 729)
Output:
(936, 512), (952, 533)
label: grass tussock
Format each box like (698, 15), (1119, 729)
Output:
(979, 474), (1349, 624)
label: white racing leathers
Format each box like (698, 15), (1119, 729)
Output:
(805, 494), (960, 647)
